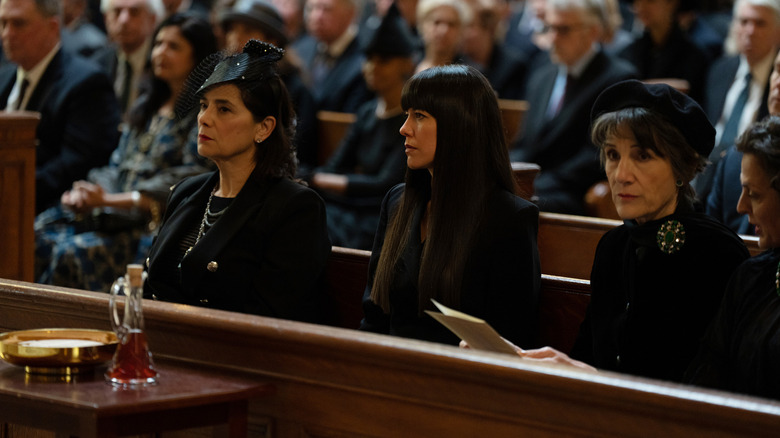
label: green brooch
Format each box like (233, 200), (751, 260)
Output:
(656, 220), (686, 254)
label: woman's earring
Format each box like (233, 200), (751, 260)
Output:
(675, 180), (683, 188)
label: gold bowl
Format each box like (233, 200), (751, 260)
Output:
(0, 328), (118, 375)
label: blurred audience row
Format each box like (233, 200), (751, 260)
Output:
(0, 0), (774, 292)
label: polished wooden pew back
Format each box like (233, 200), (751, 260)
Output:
(0, 279), (779, 437)
(0, 112), (39, 283)
(539, 212), (763, 280)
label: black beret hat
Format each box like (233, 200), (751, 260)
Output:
(219, 0), (288, 48)
(590, 79), (715, 158)
(360, 3), (417, 57)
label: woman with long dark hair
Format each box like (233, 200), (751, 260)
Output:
(360, 64), (540, 346)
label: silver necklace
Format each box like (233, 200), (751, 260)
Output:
(182, 186), (217, 262)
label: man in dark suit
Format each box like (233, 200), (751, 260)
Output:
(90, 0), (162, 120)
(695, 0), (780, 202)
(293, 0), (372, 113)
(509, 0), (636, 215)
(706, 49), (780, 235)
(0, 0), (120, 213)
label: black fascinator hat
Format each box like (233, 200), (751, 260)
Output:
(176, 40), (285, 118)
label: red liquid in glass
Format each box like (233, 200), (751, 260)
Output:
(107, 329), (158, 383)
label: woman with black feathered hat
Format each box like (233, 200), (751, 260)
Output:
(143, 40), (331, 322)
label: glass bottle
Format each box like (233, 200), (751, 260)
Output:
(105, 264), (158, 387)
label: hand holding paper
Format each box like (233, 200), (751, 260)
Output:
(425, 299), (519, 355)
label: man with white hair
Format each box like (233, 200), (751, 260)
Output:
(293, 0), (372, 112)
(0, 0), (120, 212)
(509, 0), (636, 215)
(91, 0), (163, 119)
(695, 0), (780, 202)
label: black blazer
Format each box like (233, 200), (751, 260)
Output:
(293, 34), (373, 113)
(510, 50), (637, 214)
(0, 48), (120, 212)
(360, 184), (541, 347)
(144, 169), (332, 322)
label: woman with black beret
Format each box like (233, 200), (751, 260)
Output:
(143, 40), (331, 322)
(502, 80), (750, 382)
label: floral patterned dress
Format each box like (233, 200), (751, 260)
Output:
(35, 112), (213, 292)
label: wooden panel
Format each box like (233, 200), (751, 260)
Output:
(0, 280), (779, 437)
(0, 112), (39, 283)
(316, 111), (356, 166)
(498, 99), (528, 145)
(539, 212), (762, 280)
(512, 161), (539, 200)
(538, 212), (619, 280)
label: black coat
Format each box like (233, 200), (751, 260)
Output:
(293, 34), (373, 113)
(144, 169), (331, 322)
(617, 25), (710, 103)
(0, 48), (120, 212)
(572, 205), (750, 382)
(465, 43), (528, 100)
(686, 248), (780, 399)
(315, 100), (407, 249)
(510, 50), (636, 214)
(359, 184), (541, 347)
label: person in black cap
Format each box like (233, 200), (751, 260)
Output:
(143, 40), (331, 322)
(496, 79), (749, 383)
(308, 3), (415, 250)
(219, 0), (319, 173)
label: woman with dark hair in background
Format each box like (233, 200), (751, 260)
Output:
(36, 12), (217, 292)
(360, 64), (540, 346)
(144, 40), (331, 321)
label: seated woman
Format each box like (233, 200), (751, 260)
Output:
(414, 0), (471, 73)
(501, 80), (750, 381)
(686, 115), (780, 399)
(359, 65), (540, 346)
(143, 40), (331, 322)
(309, 4), (415, 250)
(35, 13), (217, 292)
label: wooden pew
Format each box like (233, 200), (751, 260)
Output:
(1, 279), (779, 438)
(498, 98), (528, 145)
(0, 112), (39, 283)
(316, 110), (356, 165)
(539, 212), (763, 280)
(322, 246), (589, 352)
